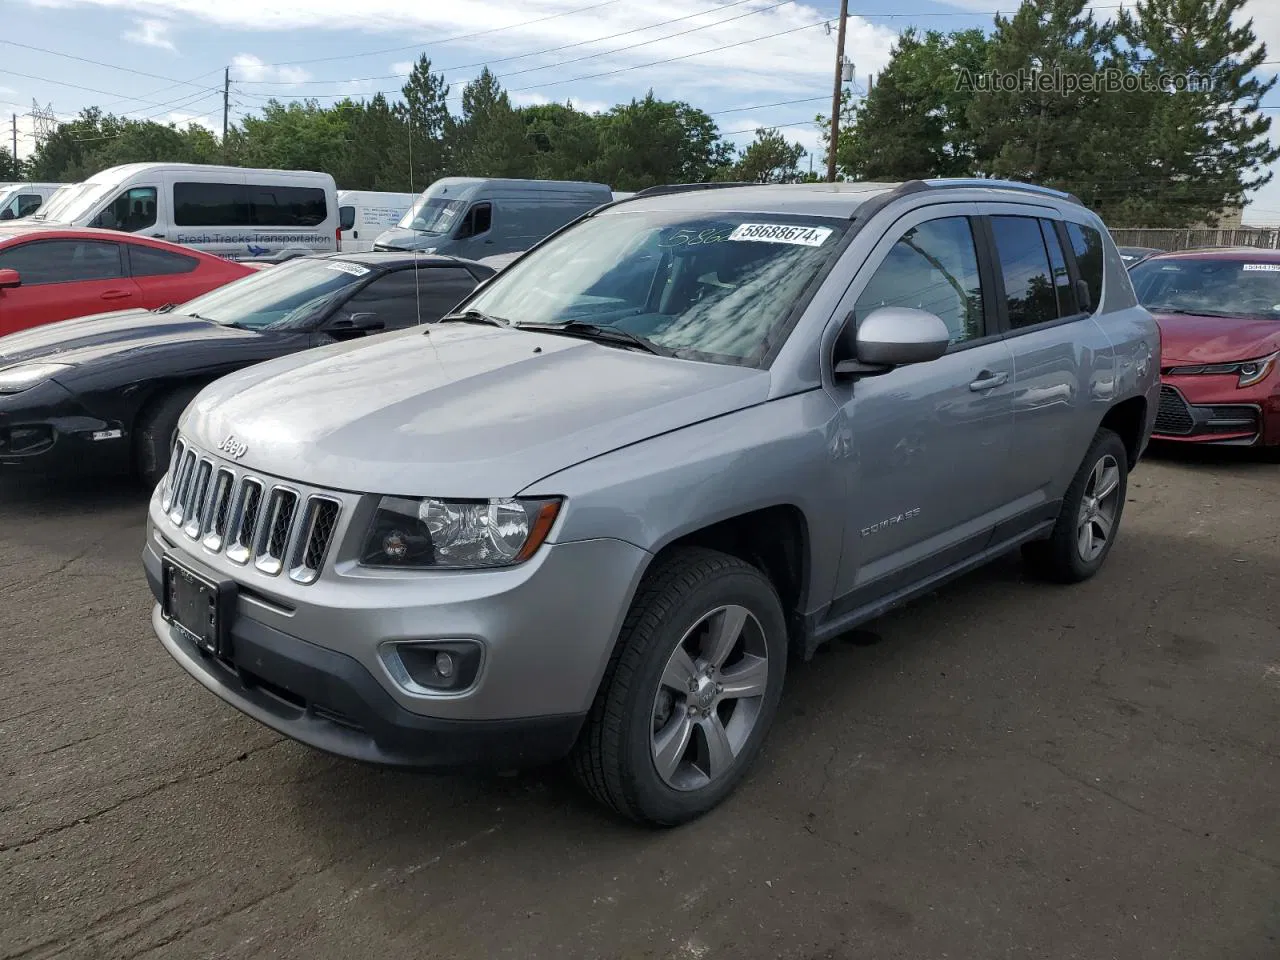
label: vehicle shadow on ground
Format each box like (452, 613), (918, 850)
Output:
(0, 472), (151, 513)
(1144, 440), (1277, 471)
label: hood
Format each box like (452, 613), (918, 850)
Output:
(182, 324), (770, 497)
(1153, 312), (1280, 364)
(373, 227), (446, 252)
(0, 309), (265, 369)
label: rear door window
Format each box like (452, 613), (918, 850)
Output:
(989, 216), (1061, 329)
(337, 266), (480, 328)
(129, 245), (200, 277)
(0, 239), (125, 284)
(175, 182), (247, 227)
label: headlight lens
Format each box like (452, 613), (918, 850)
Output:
(1170, 351), (1278, 388)
(0, 362), (74, 394)
(360, 496), (561, 569)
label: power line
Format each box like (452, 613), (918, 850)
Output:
(0, 40), (212, 91)
(240, 0), (786, 88)
(260, 0), (628, 67)
(0, 67), (221, 112)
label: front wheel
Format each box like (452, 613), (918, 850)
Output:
(571, 548), (787, 825)
(1023, 428), (1129, 583)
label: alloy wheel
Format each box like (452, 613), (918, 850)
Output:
(1076, 453), (1121, 562)
(650, 604), (769, 791)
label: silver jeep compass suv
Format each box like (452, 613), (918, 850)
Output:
(145, 179), (1158, 824)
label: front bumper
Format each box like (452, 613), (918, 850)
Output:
(0, 379), (129, 475)
(1152, 379), (1280, 447)
(145, 483), (652, 766)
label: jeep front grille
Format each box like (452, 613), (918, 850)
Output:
(163, 444), (344, 584)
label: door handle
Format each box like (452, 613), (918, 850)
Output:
(149, 233), (164, 239)
(100, 289), (132, 301)
(969, 370), (1008, 391)
(353, 230), (359, 239)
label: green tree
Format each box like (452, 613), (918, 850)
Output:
(1113, 0), (1278, 226)
(596, 93), (733, 189)
(455, 68), (536, 178)
(967, 0), (1119, 195)
(837, 29), (989, 180)
(397, 55), (454, 187)
(0, 146), (23, 180)
(521, 102), (603, 181)
(728, 127), (807, 183)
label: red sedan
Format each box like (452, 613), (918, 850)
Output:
(1130, 247), (1280, 447)
(0, 226), (252, 338)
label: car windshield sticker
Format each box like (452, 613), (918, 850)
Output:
(1241, 263), (1280, 272)
(728, 223), (834, 247)
(326, 261), (371, 277)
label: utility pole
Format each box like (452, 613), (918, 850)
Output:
(826, 0), (849, 183)
(11, 113), (16, 171)
(222, 67), (230, 150)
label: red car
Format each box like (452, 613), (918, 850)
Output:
(1130, 247), (1280, 448)
(0, 226), (253, 338)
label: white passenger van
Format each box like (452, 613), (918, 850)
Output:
(0, 183), (68, 220)
(337, 190), (416, 253)
(37, 163), (339, 261)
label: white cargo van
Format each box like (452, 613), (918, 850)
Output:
(0, 183), (67, 220)
(337, 190), (415, 253)
(37, 163), (338, 261)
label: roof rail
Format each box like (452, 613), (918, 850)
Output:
(631, 182), (756, 199)
(923, 177), (1083, 206)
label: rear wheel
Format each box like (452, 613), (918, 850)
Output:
(134, 385), (203, 489)
(570, 548), (787, 825)
(1023, 428), (1128, 583)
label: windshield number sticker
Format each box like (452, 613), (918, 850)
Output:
(1241, 263), (1280, 272)
(729, 223), (833, 247)
(326, 261), (370, 277)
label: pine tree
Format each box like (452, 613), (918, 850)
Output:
(1114, 0), (1278, 227)
(397, 56), (454, 188)
(455, 68), (536, 178)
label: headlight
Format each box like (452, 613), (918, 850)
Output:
(0, 362), (74, 394)
(1170, 351), (1277, 388)
(360, 496), (562, 569)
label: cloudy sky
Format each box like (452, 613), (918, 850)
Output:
(3, 0), (1280, 222)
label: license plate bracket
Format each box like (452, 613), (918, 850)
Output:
(162, 557), (235, 657)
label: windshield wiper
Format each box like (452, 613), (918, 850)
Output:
(516, 321), (673, 357)
(439, 309), (510, 327)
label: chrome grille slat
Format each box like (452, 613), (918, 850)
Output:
(201, 468), (235, 551)
(183, 460), (213, 539)
(226, 478), (264, 565)
(254, 488), (299, 576)
(162, 438), (343, 585)
(290, 497), (341, 584)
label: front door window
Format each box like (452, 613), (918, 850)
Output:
(92, 187), (158, 232)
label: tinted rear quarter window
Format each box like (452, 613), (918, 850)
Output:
(1065, 222), (1105, 313)
(249, 186), (327, 227)
(130, 245), (199, 277)
(1039, 219), (1077, 315)
(0, 239), (123, 285)
(990, 215), (1061, 329)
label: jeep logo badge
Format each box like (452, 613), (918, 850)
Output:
(218, 435), (248, 460)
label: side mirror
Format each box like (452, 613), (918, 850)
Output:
(834, 307), (950, 377)
(0, 209), (13, 221)
(1074, 278), (1093, 313)
(327, 312), (385, 338)
(0, 268), (21, 289)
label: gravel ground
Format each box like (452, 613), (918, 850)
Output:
(1, 449), (1277, 960)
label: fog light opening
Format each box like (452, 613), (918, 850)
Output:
(385, 640), (483, 694)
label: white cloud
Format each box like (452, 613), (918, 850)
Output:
(35, 0), (896, 101)
(390, 61), (416, 76)
(165, 111), (216, 132)
(123, 17), (176, 52)
(511, 91), (609, 114)
(230, 53), (311, 86)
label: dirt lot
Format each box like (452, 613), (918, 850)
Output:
(1, 450), (1277, 960)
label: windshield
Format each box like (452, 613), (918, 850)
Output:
(398, 196), (466, 234)
(177, 257), (374, 330)
(41, 180), (118, 223)
(1130, 258), (1280, 318)
(32, 184), (86, 221)
(465, 211), (847, 365)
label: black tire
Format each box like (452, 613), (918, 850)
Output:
(1022, 428), (1129, 583)
(134, 385), (203, 489)
(570, 547), (788, 826)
